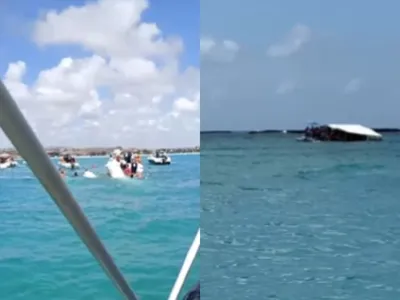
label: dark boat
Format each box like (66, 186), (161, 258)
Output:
(297, 122), (382, 142)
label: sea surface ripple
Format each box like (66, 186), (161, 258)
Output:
(0, 154), (199, 299)
(201, 133), (400, 300)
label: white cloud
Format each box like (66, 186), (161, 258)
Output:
(200, 37), (216, 54)
(344, 78), (363, 94)
(267, 24), (311, 58)
(221, 40), (239, 53)
(173, 93), (199, 112)
(276, 81), (296, 95)
(200, 37), (239, 62)
(32, 0), (183, 59)
(0, 0), (199, 148)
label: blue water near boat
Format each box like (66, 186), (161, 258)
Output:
(0, 154), (199, 299)
(202, 133), (400, 300)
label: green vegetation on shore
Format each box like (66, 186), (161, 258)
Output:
(0, 146), (200, 157)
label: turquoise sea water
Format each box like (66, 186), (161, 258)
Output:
(202, 133), (400, 300)
(0, 154), (199, 299)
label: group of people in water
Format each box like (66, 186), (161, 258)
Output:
(58, 150), (144, 179)
(117, 151), (144, 179)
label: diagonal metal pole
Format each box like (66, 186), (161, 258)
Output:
(0, 80), (138, 300)
(168, 229), (200, 300)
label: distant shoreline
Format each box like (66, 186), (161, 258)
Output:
(201, 128), (400, 135)
(0, 146), (200, 157)
(51, 152), (200, 159)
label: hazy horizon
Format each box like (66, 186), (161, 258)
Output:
(0, 144), (200, 151)
(200, 124), (400, 132)
(201, 0), (400, 131)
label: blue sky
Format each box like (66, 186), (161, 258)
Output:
(0, 0), (84, 82)
(0, 0), (198, 83)
(0, 0), (199, 148)
(201, 0), (400, 130)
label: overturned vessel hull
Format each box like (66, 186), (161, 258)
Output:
(297, 123), (383, 142)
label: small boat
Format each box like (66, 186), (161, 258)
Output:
(148, 151), (171, 165)
(58, 154), (80, 169)
(0, 153), (18, 169)
(297, 122), (382, 142)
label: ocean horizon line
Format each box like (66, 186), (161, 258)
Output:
(201, 128), (400, 134)
(51, 152), (200, 159)
(0, 146), (200, 153)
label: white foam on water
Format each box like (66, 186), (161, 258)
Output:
(83, 171), (97, 178)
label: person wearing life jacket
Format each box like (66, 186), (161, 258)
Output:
(135, 155), (144, 179)
(128, 153), (137, 177)
(124, 151), (132, 164)
(123, 164), (132, 177)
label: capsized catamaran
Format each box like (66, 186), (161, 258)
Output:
(0, 80), (199, 300)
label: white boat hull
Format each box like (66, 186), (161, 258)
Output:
(83, 170), (97, 178)
(148, 156), (171, 165)
(296, 136), (318, 143)
(0, 161), (17, 169)
(0, 162), (11, 169)
(59, 162), (80, 169)
(105, 159), (126, 178)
